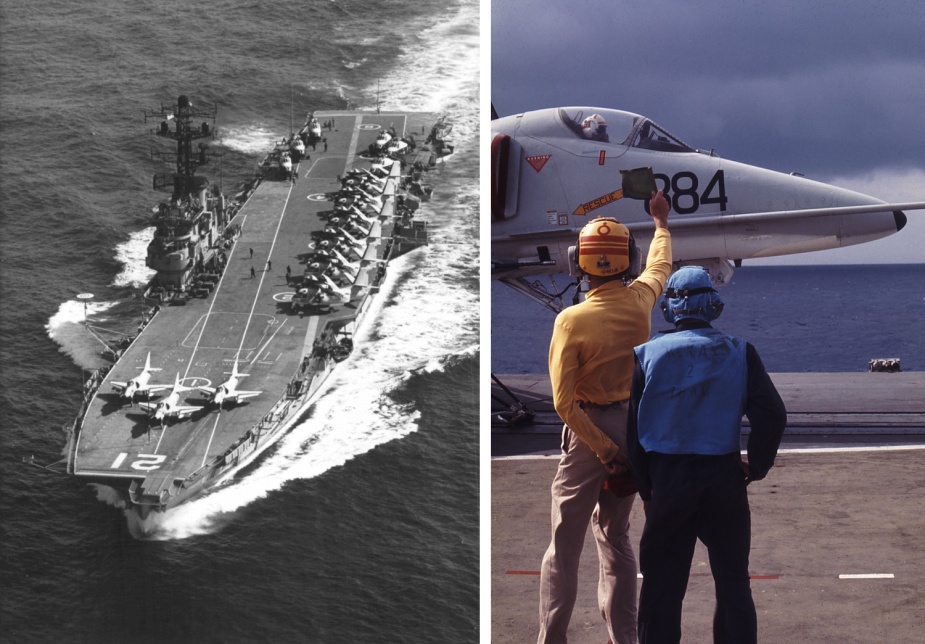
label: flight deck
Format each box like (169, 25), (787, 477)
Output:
(491, 372), (925, 642)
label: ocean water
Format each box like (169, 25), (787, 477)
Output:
(492, 263), (925, 374)
(0, 0), (479, 641)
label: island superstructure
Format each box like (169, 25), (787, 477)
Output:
(66, 95), (452, 517)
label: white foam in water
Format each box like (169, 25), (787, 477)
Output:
(219, 126), (279, 155)
(112, 227), (156, 288)
(370, 1), (479, 122)
(46, 299), (120, 371)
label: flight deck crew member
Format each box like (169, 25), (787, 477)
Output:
(627, 266), (787, 644)
(538, 191), (672, 644)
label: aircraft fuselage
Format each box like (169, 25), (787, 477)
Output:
(491, 107), (912, 283)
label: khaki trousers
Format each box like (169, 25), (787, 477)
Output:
(538, 402), (638, 644)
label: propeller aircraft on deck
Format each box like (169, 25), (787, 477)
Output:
(491, 106), (925, 311)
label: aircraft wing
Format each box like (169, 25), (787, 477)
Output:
(173, 405), (199, 419)
(136, 401), (157, 413)
(141, 384), (170, 394)
(111, 381), (129, 393)
(231, 391), (261, 402)
(198, 386), (217, 395)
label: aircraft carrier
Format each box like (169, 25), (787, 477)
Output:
(65, 96), (453, 517)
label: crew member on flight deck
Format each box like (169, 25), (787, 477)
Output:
(627, 266), (787, 644)
(538, 191), (671, 644)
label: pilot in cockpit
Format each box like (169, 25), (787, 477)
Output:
(580, 113), (609, 142)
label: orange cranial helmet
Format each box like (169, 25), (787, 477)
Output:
(577, 217), (632, 277)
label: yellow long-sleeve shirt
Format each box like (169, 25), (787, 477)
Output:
(548, 228), (672, 463)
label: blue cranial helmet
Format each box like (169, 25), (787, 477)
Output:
(659, 266), (724, 324)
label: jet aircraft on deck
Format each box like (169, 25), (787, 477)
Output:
(110, 352), (168, 402)
(198, 360), (262, 409)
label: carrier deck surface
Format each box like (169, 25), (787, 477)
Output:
(70, 110), (441, 512)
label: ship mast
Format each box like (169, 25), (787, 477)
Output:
(144, 95), (218, 200)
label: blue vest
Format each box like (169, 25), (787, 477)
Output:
(635, 328), (747, 455)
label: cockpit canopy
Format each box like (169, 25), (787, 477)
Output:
(551, 107), (696, 153)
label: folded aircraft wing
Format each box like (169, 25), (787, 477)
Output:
(174, 405), (199, 419)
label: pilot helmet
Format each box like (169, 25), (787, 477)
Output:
(659, 266), (725, 324)
(580, 113), (607, 139)
(576, 217), (636, 277)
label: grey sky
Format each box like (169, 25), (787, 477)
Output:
(491, 0), (925, 263)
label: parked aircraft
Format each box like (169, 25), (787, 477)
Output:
(491, 106), (925, 310)
(137, 373), (198, 424)
(198, 360), (262, 409)
(110, 352), (168, 402)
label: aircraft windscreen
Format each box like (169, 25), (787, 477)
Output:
(628, 119), (695, 153)
(557, 108), (638, 144)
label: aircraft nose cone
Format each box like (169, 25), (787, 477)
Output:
(893, 210), (908, 232)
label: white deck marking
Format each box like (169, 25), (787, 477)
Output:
(154, 424), (166, 453)
(249, 318), (288, 368)
(348, 116), (363, 156)
(201, 411), (223, 468)
(839, 573), (895, 579)
(183, 225), (251, 379)
(779, 444), (925, 454)
(235, 183), (294, 359)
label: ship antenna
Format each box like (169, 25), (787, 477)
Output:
(376, 79), (380, 115)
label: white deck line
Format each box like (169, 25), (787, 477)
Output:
(235, 183), (295, 360)
(839, 573), (895, 579)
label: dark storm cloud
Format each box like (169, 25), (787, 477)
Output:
(492, 0), (925, 178)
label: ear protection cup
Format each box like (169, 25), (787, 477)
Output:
(660, 266), (723, 323)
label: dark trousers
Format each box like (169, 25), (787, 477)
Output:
(637, 453), (756, 644)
